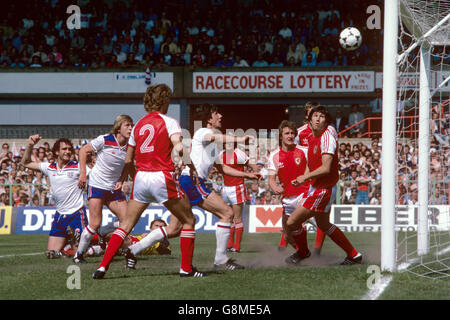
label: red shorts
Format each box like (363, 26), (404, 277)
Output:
(301, 185), (337, 213)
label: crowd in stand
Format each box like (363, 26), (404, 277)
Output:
(0, 0), (384, 70)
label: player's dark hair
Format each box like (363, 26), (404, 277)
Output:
(278, 120), (297, 144)
(52, 138), (74, 155)
(307, 105), (333, 125)
(195, 104), (219, 127)
(150, 219), (167, 229)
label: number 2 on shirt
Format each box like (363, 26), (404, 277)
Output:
(139, 124), (155, 153)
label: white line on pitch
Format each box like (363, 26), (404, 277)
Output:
(363, 245), (450, 300)
(361, 274), (393, 300)
(0, 252), (42, 259)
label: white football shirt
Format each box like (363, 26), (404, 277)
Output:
(181, 127), (218, 179)
(88, 133), (127, 190)
(40, 161), (85, 215)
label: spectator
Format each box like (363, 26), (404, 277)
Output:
(252, 53), (269, 67)
(347, 104), (365, 137)
(29, 56), (42, 68)
(301, 51), (316, 67)
(333, 110), (348, 133)
(286, 42), (305, 65)
(233, 54), (249, 67)
(269, 56), (283, 67)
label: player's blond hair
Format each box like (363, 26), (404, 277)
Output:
(110, 114), (133, 134)
(143, 84), (172, 113)
(304, 101), (320, 124)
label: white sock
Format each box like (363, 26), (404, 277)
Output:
(214, 222), (232, 265)
(129, 227), (166, 256)
(86, 245), (103, 257)
(77, 226), (96, 255)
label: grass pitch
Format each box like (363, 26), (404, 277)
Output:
(0, 233), (448, 301)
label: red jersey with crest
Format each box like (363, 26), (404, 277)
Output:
(268, 145), (309, 197)
(219, 148), (249, 186)
(296, 124), (312, 146)
(307, 126), (339, 188)
(128, 112), (181, 172)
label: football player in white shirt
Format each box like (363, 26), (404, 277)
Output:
(22, 134), (88, 258)
(178, 104), (260, 270)
(73, 115), (133, 263)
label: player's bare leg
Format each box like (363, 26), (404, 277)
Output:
(45, 236), (67, 259)
(281, 213), (297, 249)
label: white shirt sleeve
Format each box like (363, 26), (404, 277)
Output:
(162, 115), (182, 137)
(39, 162), (50, 176)
(234, 148), (249, 164)
(321, 129), (337, 155)
(267, 151), (278, 173)
(128, 125), (137, 147)
(90, 135), (105, 153)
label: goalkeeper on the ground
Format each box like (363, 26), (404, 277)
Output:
(83, 219), (171, 257)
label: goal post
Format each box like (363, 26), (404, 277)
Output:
(381, 0), (399, 272)
(382, 0), (450, 277)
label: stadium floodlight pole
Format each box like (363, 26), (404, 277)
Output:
(381, 0), (398, 273)
(417, 43), (431, 256)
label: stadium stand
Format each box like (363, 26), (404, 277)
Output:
(0, 0), (383, 69)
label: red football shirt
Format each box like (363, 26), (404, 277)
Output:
(220, 148), (248, 186)
(128, 112), (181, 172)
(296, 124), (312, 146)
(268, 145), (309, 197)
(307, 126), (339, 188)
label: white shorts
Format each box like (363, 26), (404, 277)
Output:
(281, 193), (305, 216)
(221, 184), (247, 205)
(131, 170), (184, 204)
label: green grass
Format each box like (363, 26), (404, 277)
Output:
(0, 233), (448, 300)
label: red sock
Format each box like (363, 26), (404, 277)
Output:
(233, 222), (244, 251)
(292, 227), (309, 257)
(326, 225), (358, 258)
(180, 229), (195, 273)
(314, 228), (326, 250)
(98, 228), (127, 270)
(279, 231), (288, 248)
(227, 224), (235, 249)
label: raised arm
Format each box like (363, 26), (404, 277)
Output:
(21, 134), (43, 171)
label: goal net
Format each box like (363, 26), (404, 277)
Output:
(386, 0), (450, 278)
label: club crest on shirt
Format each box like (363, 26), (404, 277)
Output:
(295, 157), (301, 165)
(313, 145), (318, 154)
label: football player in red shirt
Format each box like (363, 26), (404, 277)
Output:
(288, 105), (362, 265)
(93, 84), (205, 279)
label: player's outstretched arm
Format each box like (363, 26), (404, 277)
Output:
(205, 133), (253, 145)
(21, 134), (42, 171)
(219, 164), (261, 180)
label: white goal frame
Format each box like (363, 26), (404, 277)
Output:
(381, 0), (450, 272)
